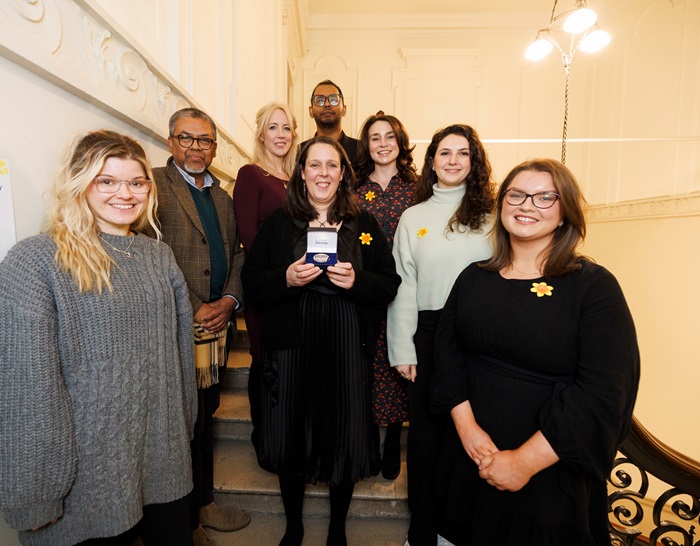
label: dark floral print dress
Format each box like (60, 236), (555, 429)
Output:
(354, 174), (415, 425)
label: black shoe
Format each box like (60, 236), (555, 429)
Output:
(326, 522), (347, 546)
(381, 425), (402, 480)
(279, 524), (304, 546)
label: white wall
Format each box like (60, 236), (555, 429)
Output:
(0, 55), (169, 241)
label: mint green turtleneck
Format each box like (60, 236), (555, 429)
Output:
(387, 184), (493, 366)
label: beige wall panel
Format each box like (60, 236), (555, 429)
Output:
(302, 54), (359, 140)
(585, 211), (700, 459)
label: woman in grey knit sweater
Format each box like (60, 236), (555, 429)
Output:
(0, 131), (198, 546)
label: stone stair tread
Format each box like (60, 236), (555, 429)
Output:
(213, 439), (408, 514)
(226, 347), (251, 370)
(205, 511), (408, 545)
(215, 388), (250, 422)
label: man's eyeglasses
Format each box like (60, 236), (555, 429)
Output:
(504, 190), (560, 209)
(311, 94), (342, 107)
(172, 134), (216, 150)
(93, 177), (151, 194)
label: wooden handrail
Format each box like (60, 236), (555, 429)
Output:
(619, 416), (700, 498)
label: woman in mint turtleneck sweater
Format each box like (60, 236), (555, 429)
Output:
(387, 124), (495, 546)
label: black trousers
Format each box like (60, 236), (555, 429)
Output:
(407, 310), (448, 545)
(189, 381), (221, 528)
(75, 494), (192, 546)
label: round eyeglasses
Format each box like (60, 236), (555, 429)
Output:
(311, 94), (341, 108)
(172, 134), (216, 150)
(93, 177), (151, 194)
(504, 189), (560, 209)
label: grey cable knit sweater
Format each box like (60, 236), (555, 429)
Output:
(0, 233), (197, 546)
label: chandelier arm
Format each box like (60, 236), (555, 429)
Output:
(549, 0), (559, 24)
(562, 62), (570, 164)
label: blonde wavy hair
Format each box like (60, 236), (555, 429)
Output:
(251, 102), (298, 178)
(47, 130), (160, 293)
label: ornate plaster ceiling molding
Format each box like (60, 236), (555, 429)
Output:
(0, 0), (249, 178)
(588, 194), (700, 222)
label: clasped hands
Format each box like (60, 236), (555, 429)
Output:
(193, 297), (236, 333)
(452, 401), (537, 492)
(286, 255), (355, 289)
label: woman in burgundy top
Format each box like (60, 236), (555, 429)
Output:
(233, 102), (297, 447)
(354, 111), (418, 480)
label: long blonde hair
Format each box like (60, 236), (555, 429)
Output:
(251, 102), (297, 178)
(47, 130), (160, 293)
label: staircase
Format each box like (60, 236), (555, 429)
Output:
(207, 315), (410, 545)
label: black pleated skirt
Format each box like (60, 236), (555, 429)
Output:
(255, 290), (372, 486)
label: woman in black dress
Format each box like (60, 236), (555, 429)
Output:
(431, 158), (640, 545)
(241, 136), (401, 546)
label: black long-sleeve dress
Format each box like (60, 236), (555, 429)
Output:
(431, 260), (640, 546)
(242, 209), (401, 486)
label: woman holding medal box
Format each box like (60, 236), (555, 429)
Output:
(241, 136), (401, 546)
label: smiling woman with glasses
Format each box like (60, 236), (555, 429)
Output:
(503, 189), (559, 208)
(430, 158), (640, 546)
(0, 130), (198, 546)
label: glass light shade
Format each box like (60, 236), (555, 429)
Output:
(563, 8), (597, 34)
(525, 38), (554, 61)
(579, 29), (611, 52)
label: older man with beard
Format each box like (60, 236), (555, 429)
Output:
(144, 107), (249, 546)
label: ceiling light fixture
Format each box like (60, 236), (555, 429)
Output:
(524, 0), (611, 163)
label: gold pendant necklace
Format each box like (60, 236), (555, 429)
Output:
(511, 263), (541, 277)
(101, 234), (135, 258)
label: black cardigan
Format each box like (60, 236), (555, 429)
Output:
(241, 208), (401, 358)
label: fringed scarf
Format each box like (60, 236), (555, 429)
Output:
(194, 322), (229, 389)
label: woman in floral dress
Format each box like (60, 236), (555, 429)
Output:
(354, 111), (418, 480)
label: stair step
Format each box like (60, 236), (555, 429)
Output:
(213, 439), (409, 520)
(204, 511), (409, 545)
(224, 348), (251, 389)
(214, 388), (252, 441)
(214, 389), (410, 446)
(232, 313), (250, 350)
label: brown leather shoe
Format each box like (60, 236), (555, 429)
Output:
(193, 524), (220, 546)
(199, 501), (251, 532)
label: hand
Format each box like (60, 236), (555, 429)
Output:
(478, 450), (534, 492)
(478, 431), (558, 492)
(194, 297), (236, 333)
(395, 364), (417, 383)
(286, 255), (323, 287)
(326, 261), (355, 289)
(450, 400), (499, 466)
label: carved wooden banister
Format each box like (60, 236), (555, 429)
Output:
(608, 416), (700, 545)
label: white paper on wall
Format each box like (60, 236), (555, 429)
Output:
(0, 159), (17, 262)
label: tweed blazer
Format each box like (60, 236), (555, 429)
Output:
(144, 157), (244, 314)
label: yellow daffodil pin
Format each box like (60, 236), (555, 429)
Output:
(531, 282), (554, 297)
(417, 227), (428, 238)
(365, 190), (376, 202)
(359, 232), (373, 245)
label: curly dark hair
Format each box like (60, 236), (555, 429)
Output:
(480, 158), (589, 277)
(354, 111), (419, 189)
(416, 124), (495, 232)
(284, 136), (360, 224)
